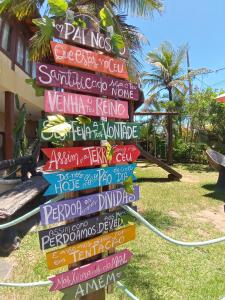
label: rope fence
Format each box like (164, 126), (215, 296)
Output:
(0, 195), (63, 230)
(0, 280), (139, 300)
(122, 205), (225, 247)
(1, 201), (225, 299)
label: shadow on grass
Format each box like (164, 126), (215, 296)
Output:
(138, 164), (155, 169)
(136, 177), (172, 183)
(179, 164), (213, 173)
(139, 209), (177, 230)
(202, 183), (225, 202)
(123, 255), (163, 300)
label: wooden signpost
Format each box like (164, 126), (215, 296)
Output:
(43, 164), (137, 196)
(38, 209), (127, 250)
(40, 186), (140, 225)
(50, 41), (129, 80)
(61, 266), (125, 300)
(49, 249), (132, 291)
(44, 90), (129, 119)
(42, 145), (140, 171)
(36, 63), (139, 101)
(40, 120), (141, 142)
(54, 22), (128, 58)
(36, 12), (141, 299)
(46, 224), (136, 270)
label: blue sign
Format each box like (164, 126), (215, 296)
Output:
(43, 164), (137, 196)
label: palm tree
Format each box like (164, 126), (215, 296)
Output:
(0, 0), (163, 73)
(0, 0), (163, 18)
(142, 42), (188, 101)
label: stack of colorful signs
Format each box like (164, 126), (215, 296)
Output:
(37, 21), (141, 297)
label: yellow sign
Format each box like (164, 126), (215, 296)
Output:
(46, 224), (136, 270)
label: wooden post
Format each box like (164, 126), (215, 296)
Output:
(80, 288), (105, 300)
(4, 92), (14, 159)
(167, 114), (173, 165)
(129, 102), (134, 122)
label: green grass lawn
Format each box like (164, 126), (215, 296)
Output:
(1, 163), (225, 300)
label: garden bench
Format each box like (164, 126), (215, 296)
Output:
(0, 176), (48, 254)
(0, 140), (49, 254)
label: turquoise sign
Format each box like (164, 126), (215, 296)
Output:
(43, 164), (136, 196)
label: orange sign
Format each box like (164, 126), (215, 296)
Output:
(50, 41), (129, 80)
(46, 224), (136, 270)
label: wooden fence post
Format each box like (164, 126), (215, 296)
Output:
(167, 114), (173, 165)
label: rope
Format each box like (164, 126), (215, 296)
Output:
(0, 195), (63, 230)
(122, 205), (225, 247)
(2, 204), (225, 299)
(0, 280), (138, 299)
(117, 281), (140, 300)
(0, 281), (51, 287)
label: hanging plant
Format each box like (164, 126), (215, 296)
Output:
(99, 7), (125, 55)
(75, 115), (91, 125)
(42, 115), (72, 138)
(48, 0), (68, 16)
(123, 176), (134, 195)
(73, 18), (87, 29)
(25, 78), (45, 97)
(105, 142), (114, 161)
(42, 114), (92, 139)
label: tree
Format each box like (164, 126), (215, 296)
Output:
(0, 0), (163, 76)
(186, 88), (225, 140)
(142, 41), (188, 101)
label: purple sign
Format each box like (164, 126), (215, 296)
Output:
(40, 186), (140, 225)
(36, 63), (139, 101)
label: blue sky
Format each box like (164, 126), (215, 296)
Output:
(127, 0), (225, 92)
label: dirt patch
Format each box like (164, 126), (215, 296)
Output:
(168, 211), (181, 219)
(0, 257), (15, 280)
(195, 207), (225, 233)
(181, 174), (200, 183)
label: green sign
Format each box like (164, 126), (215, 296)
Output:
(39, 120), (141, 142)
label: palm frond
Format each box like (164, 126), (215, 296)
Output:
(0, 0), (44, 19)
(114, 0), (163, 17)
(29, 16), (54, 61)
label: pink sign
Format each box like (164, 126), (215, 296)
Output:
(44, 90), (129, 119)
(49, 249), (132, 291)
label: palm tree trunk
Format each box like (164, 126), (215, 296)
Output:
(178, 115), (182, 137)
(168, 87), (173, 101)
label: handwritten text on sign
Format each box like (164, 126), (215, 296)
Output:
(36, 63), (139, 101)
(54, 23), (128, 58)
(40, 186), (140, 225)
(49, 249), (132, 291)
(61, 266), (124, 300)
(39, 209), (127, 250)
(42, 145), (140, 171)
(51, 42), (128, 80)
(40, 120), (141, 142)
(44, 90), (129, 119)
(46, 224), (135, 270)
(43, 164), (136, 196)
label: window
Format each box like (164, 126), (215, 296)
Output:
(25, 47), (31, 74)
(1, 22), (11, 52)
(16, 37), (24, 65)
(32, 61), (36, 78)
